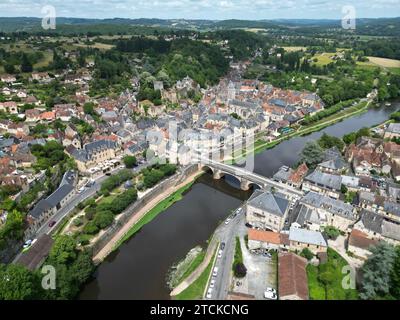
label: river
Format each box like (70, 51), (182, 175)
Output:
(80, 102), (398, 300)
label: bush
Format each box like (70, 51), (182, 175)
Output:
(233, 262), (247, 278)
(73, 218), (83, 227)
(123, 155), (137, 168)
(323, 226), (341, 240)
(93, 210), (114, 229)
(300, 248), (314, 261)
(83, 221), (99, 235)
(84, 207), (96, 220)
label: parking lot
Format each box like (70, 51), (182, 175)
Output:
(232, 237), (277, 300)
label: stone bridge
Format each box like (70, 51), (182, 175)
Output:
(197, 159), (304, 198)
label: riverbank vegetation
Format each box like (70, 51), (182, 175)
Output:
(167, 246), (206, 290)
(174, 248), (217, 300)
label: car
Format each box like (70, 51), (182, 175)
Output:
(209, 279), (216, 288)
(220, 242), (225, 250)
(217, 250), (223, 258)
(264, 291), (278, 300)
(48, 221), (56, 228)
(23, 240), (32, 249)
(206, 288), (213, 299)
(263, 252), (272, 258)
(245, 223), (252, 228)
(224, 218), (231, 225)
(77, 186), (85, 193)
(265, 287), (277, 294)
(212, 267), (218, 277)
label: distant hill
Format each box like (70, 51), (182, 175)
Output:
(0, 17), (399, 36)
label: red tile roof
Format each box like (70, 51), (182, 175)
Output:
(278, 253), (309, 300)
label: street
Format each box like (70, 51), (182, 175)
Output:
(205, 206), (247, 300)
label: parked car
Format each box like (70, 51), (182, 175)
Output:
(48, 220), (56, 228)
(265, 287), (277, 295)
(212, 267), (219, 277)
(209, 279), (216, 288)
(23, 239), (32, 248)
(263, 252), (272, 258)
(206, 288), (213, 299)
(264, 291), (278, 300)
(224, 218), (231, 225)
(77, 186), (85, 193)
(220, 242), (225, 250)
(218, 250), (223, 259)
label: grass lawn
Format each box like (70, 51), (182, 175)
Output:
(313, 53), (335, 66)
(175, 250), (207, 286)
(174, 248), (217, 300)
(307, 248), (359, 300)
(113, 180), (195, 250)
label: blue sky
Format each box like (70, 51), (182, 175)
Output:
(0, 0), (399, 19)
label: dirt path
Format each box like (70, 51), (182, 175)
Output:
(170, 239), (218, 297)
(93, 169), (201, 264)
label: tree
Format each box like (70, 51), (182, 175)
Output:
(48, 235), (77, 265)
(318, 133), (344, 151)
(341, 184), (348, 194)
(299, 141), (324, 169)
(123, 155), (137, 168)
(300, 248), (314, 261)
(93, 210), (114, 229)
(0, 264), (42, 300)
(360, 242), (396, 300)
(233, 262), (247, 278)
(390, 246), (400, 299)
(323, 226), (341, 240)
(20, 53), (33, 73)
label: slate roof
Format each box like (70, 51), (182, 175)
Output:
(305, 170), (342, 190)
(46, 184), (74, 207)
(300, 191), (356, 220)
(386, 123), (400, 134)
(247, 190), (289, 217)
(28, 199), (53, 219)
(289, 227), (327, 247)
(359, 210), (400, 241)
(318, 157), (348, 171)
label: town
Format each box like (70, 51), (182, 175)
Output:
(0, 10), (400, 302)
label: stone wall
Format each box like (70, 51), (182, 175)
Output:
(90, 164), (199, 257)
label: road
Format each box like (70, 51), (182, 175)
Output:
(13, 161), (150, 264)
(205, 206), (246, 300)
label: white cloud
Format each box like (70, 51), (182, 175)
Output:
(0, 0), (398, 19)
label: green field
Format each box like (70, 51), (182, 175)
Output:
(307, 248), (358, 300)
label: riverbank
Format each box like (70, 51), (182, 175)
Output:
(227, 100), (372, 164)
(173, 244), (218, 300)
(92, 169), (203, 264)
(113, 178), (198, 251)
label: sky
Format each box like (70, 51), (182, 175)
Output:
(0, 0), (399, 20)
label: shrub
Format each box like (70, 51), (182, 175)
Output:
(93, 210), (114, 229)
(73, 218), (83, 227)
(323, 226), (341, 240)
(84, 207), (96, 220)
(233, 262), (247, 278)
(83, 221), (99, 235)
(300, 248), (314, 261)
